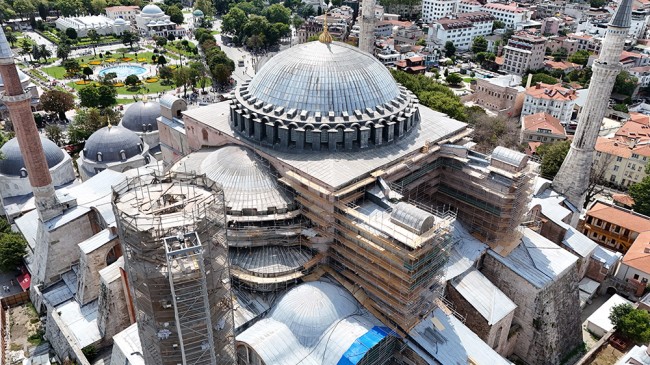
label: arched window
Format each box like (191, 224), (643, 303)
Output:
(144, 155), (150, 164)
(147, 124), (153, 132)
(202, 128), (209, 141)
(97, 152), (103, 162)
(142, 124), (147, 132)
(120, 150), (127, 160)
(138, 143), (144, 152)
(19, 168), (27, 178)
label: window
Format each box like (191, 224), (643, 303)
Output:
(632, 153), (639, 159)
(634, 274), (640, 280)
(120, 150), (127, 160)
(610, 174), (616, 182)
(97, 152), (103, 162)
(617, 156), (623, 162)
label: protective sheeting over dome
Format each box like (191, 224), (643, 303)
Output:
(246, 41), (400, 116)
(0, 136), (65, 176)
(236, 281), (395, 365)
(200, 146), (294, 215)
(83, 125), (144, 163)
(120, 101), (161, 132)
(141, 4), (164, 15)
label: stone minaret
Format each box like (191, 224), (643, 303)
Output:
(359, 0), (376, 54)
(0, 28), (63, 222)
(552, 0), (632, 209)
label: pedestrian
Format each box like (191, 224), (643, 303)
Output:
(10, 279), (14, 287)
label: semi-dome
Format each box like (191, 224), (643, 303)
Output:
(83, 125), (144, 163)
(246, 41), (400, 115)
(141, 4), (164, 15)
(0, 136), (65, 176)
(121, 100), (161, 132)
(200, 146), (294, 214)
(0, 67), (30, 88)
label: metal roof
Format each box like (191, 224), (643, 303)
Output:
(488, 228), (578, 289)
(184, 102), (468, 189)
(230, 246), (313, 275)
(120, 101), (161, 132)
(112, 323), (145, 365)
(247, 41), (400, 115)
(451, 268), (517, 325)
(83, 125), (145, 163)
(562, 226), (597, 258)
(79, 228), (117, 254)
(610, 0), (632, 28)
(491, 146), (527, 167)
(591, 245), (622, 270)
(55, 299), (102, 349)
(0, 136), (66, 176)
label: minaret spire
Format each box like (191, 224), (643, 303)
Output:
(552, 0), (633, 209)
(0, 27), (62, 222)
(319, 4), (333, 44)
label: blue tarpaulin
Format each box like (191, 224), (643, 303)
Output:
(337, 326), (395, 365)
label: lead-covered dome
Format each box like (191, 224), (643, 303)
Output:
(247, 42), (400, 115)
(83, 125), (144, 163)
(0, 67), (30, 89)
(0, 136), (65, 176)
(121, 101), (161, 132)
(141, 4), (164, 15)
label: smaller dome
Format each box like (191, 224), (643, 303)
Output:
(114, 18), (126, 25)
(120, 101), (161, 132)
(83, 125), (144, 163)
(141, 4), (164, 15)
(0, 136), (65, 176)
(193, 9), (204, 16)
(156, 20), (166, 25)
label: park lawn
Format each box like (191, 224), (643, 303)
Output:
(67, 79), (177, 94)
(211, 30), (220, 35)
(463, 77), (476, 83)
(117, 98), (137, 105)
(165, 44), (199, 59)
(42, 66), (67, 79)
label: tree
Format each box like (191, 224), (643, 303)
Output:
(222, 7), (248, 40)
(537, 140), (571, 180)
(157, 54), (167, 66)
(613, 71), (638, 97)
(155, 36), (167, 47)
(31, 44), (41, 63)
(190, 61), (208, 91)
(552, 47), (568, 61)
(45, 124), (64, 145)
(121, 30), (139, 50)
(90, 0), (106, 14)
(471, 36), (487, 54)
(445, 73), (463, 86)
(67, 107), (109, 143)
(13, 0), (35, 19)
(5, 31), (16, 47)
(41, 90), (75, 121)
(65, 27), (78, 39)
(629, 167), (650, 216)
(0, 230), (26, 272)
(264, 3), (291, 24)
(56, 43), (70, 61)
(78, 84), (116, 108)
(193, 0), (214, 16)
(173, 66), (192, 96)
(88, 29), (101, 56)
(590, 0), (606, 8)
(610, 304), (650, 344)
(613, 103), (629, 112)
(37, 1), (49, 20)
(493, 20), (505, 30)
(444, 41), (456, 58)
(20, 39), (32, 61)
(159, 65), (173, 82)
(166, 4), (184, 24)
(568, 50), (590, 66)
(38, 44), (51, 63)
(124, 74), (140, 88)
(56, 0), (83, 16)
(522, 72), (559, 86)
(62, 58), (80, 75)
(0, 2), (16, 25)
(82, 66), (93, 80)
(212, 63), (232, 85)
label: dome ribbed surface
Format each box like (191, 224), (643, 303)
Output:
(84, 125), (143, 162)
(0, 136), (64, 176)
(247, 41), (401, 115)
(121, 101), (161, 132)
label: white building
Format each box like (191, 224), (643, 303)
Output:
(421, 0), (458, 23)
(428, 12), (494, 50)
(585, 294), (631, 338)
(501, 32), (547, 76)
(104, 5), (140, 22)
(135, 4), (186, 38)
(521, 83), (578, 125)
(630, 65), (650, 88)
(55, 15), (130, 37)
(458, 0), (482, 13)
(480, 3), (531, 28)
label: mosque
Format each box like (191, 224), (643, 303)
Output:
(1, 0), (636, 361)
(135, 4), (187, 38)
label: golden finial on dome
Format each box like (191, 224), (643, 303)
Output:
(319, 2), (333, 44)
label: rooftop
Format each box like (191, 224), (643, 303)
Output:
(622, 231), (650, 274)
(523, 112), (565, 135)
(586, 201), (650, 233)
(525, 83), (578, 101)
(450, 268), (517, 325)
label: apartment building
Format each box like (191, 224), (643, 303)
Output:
(521, 83), (577, 125)
(428, 12), (494, 50)
(520, 112), (567, 147)
(421, 0), (458, 23)
(501, 32), (547, 75)
(481, 3), (531, 29)
(458, 0), (482, 13)
(581, 201), (650, 254)
(105, 5), (140, 21)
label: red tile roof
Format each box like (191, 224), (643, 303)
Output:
(522, 112), (565, 135)
(525, 83), (578, 101)
(622, 231), (650, 274)
(587, 202), (650, 234)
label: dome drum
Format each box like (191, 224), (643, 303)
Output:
(232, 84), (420, 152)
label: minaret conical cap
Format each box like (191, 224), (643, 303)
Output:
(0, 27), (14, 59)
(610, 0), (633, 28)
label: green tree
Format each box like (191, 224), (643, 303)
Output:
(613, 71), (638, 97)
(38, 44), (51, 63)
(45, 124), (64, 145)
(62, 58), (80, 75)
(13, 0), (35, 19)
(444, 41), (456, 58)
(155, 36), (167, 47)
(56, 43), (70, 61)
(445, 73), (463, 86)
(610, 304), (650, 344)
(82, 66), (93, 80)
(56, 0), (83, 17)
(65, 27), (78, 39)
(264, 3), (290, 24)
(67, 107), (108, 143)
(40, 90), (75, 121)
(613, 103), (629, 112)
(31, 44), (41, 63)
(0, 2), (16, 25)
(629, 166), (650, 216)
(121, 30), (139, 50)
(157, 54), (167, 66)
(173, 66), (192, 96)
(212, 63), (232, 85)
(471, 36), (487, 54)
(124, 74), (140, 88)
(568, 50), (590, 66)
(166, 4), (184, 24)
(5, 31), (16, 47)
(522, 72), (559, 86)
(222, 7), (248, 40)
(20, 39), (32, 61)
(78, 84), (116, 108)
(552, 47), (568, 61)
(537, 140), (571, 179)
(159, 65), (173, 82)
(590, 0), (606, 8)
(194, 0), (214, 15)
(493, 20), (505, 30)
(88, 29), (101, 56)
(0, 231), (26, 272)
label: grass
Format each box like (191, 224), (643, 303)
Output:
(211, 30), (221, 35)
(42, 65), (66, 79)
(462, 77), (476, 83)
(117, 97), (137, 104)
(67, 79), (176, 94)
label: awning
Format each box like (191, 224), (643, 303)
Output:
(17, 272), (30, 291)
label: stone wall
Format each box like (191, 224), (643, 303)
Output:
(481, 253), (582, 365)
(97, 257), (131, 340)
(45, 309), (91, 365)
(77, 230), (120, 306)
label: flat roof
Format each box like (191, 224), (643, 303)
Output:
(587, 294), (631, 335)
(182, 102), (468, 189)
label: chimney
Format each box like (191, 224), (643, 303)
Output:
(536, 81), (542, 89)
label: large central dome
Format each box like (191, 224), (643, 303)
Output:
(247, 41), (401, 115)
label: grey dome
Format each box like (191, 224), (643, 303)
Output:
(0, 136), (65, 176)
(121, 101), (161, 132)
(141, 4), (164, 15)
(247, 41), (401, 115)
(0, 67), (30, 88)
(114, 18), (126, 25)
(83, 125), (144, 163)
(200, 146), (294, 214)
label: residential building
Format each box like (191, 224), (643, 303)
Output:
(594, 137), (650, 188)
(568, 32), (602, 54)
(542, 16), (561, 35)
(458, 0), (481, 13)
(104, 5), (140, 21)
(428, 12), (494, 50)
(543, 60), (582, 73)
(616, 231), (650, 296)
(472, 74), (525, 117)
(395, 55), (426, 73)
(581, 201), (650, 253)
(520, 112), (567, 147)
(481, 3), (531, 29)
(297, 17), (323, 43)
(629, 65), (650, 88)
(501, 32), (547, 75)
(521, 83), (578, 125)
(421, 0), (457, 23)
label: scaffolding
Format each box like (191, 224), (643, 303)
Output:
(112, 172), (235, 365)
